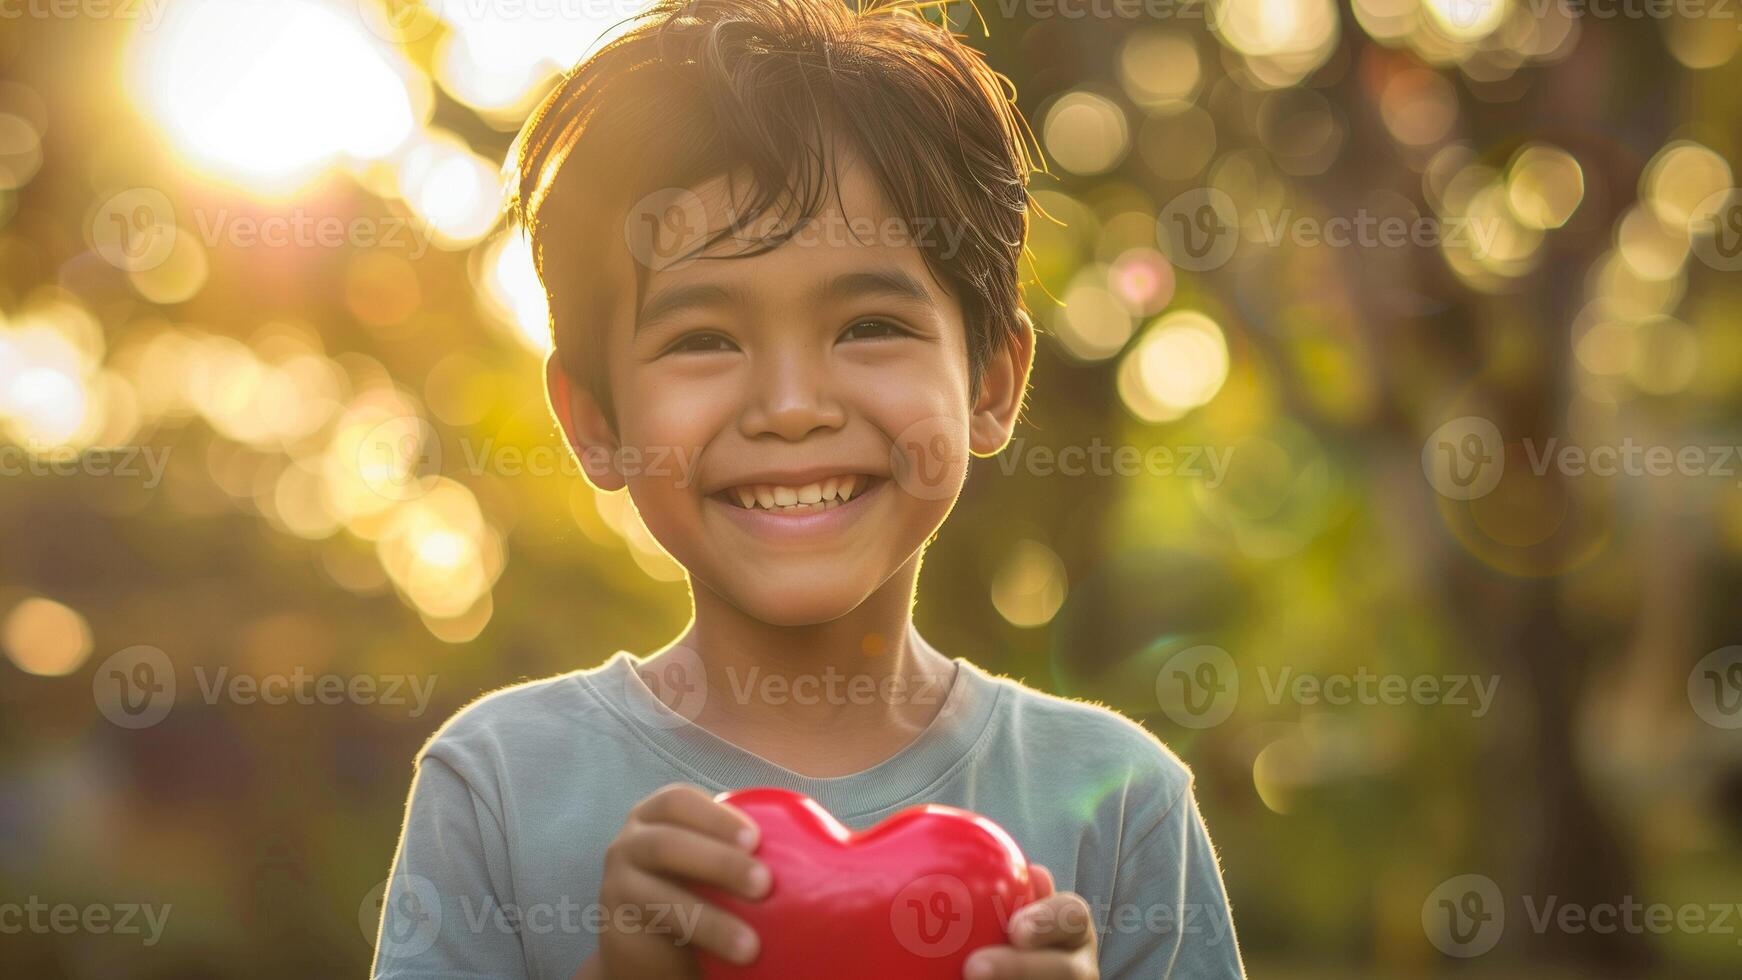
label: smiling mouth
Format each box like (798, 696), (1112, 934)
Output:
(714, 475), (882, 514)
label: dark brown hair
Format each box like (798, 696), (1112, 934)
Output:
(508, 0), (1036, 416)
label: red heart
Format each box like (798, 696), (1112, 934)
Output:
(696, 787), (1037, 979)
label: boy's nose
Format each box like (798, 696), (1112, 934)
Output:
(740, 353), (847, 442)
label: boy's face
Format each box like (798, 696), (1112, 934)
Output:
(549, 150), (1030, 627)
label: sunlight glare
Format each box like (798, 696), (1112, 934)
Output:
(130, 0), (422, 195)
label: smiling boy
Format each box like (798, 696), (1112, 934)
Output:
(372, 1), (1243, 978)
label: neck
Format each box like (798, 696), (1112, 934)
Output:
(651, 554), (958, 758)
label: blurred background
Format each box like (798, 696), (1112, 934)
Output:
(2, 0), (1740, 976)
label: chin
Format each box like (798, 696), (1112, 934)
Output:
(718, 580), (877, 628)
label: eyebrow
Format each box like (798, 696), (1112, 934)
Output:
(635, 266), (937, 333)
(635, 282), (737, 332)
(811, 268), (935, 307)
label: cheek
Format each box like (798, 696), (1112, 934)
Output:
(870, 374), (974, 507)
(617, 377), (727, 460)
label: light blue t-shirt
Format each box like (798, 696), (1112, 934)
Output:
(372, 652), (1245, 979)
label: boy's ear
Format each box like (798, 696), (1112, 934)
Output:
(544, 353), (626, 492)
(969, 310), (1036, 456)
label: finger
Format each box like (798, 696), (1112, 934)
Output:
(1028, 863), (1055, 901)
(614, 824), (771, 900)
(1010, 892), (1095, 951)
(609, 866), (760, 966)
(962, 944), (1085, 980)
(634, 784), (760, 849)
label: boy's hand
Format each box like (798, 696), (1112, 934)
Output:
(962, 865), (1099, 980)
(591, 784), (770, 980)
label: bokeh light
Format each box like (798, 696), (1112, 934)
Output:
(991, 539), (1068, 628)
(427, 0), (647, 126)
(2, 597), (94, 677)
(1117, 311), (1230, 424)
(1119, 30), (1202, 112)
(3, 5), (1740, 977)
(129, 0), (426, 195)
(1505, 143), (1584, 230)
(1042, 92), (1130, 177)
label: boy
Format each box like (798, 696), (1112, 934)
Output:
(373, 1), (1244, 977)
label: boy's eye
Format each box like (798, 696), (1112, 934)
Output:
(665, 331), (738, 355)
(839, 318), (908, 342)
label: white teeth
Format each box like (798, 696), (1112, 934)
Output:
(726, 477), (868, 510)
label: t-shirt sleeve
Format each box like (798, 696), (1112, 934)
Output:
(371, 754), (529, 979)
(1097, 781), (1245, 980)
